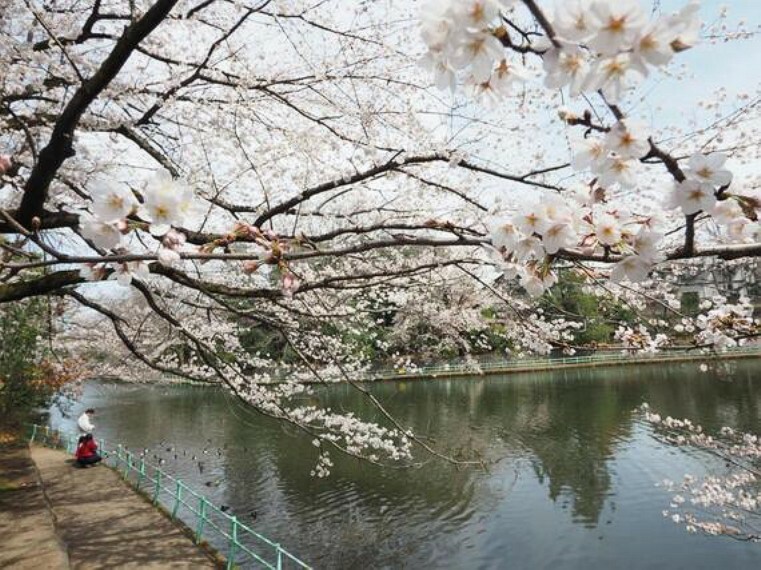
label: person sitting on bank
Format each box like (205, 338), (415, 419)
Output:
(75, 434), (102, 467)
(77, 408), (95, 434)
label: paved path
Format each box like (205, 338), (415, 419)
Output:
(1, 444), (217, 569)
(0, 444), (69, 569)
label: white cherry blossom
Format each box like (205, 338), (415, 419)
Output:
(585, 53), (646, 103)
(451, 32), (505, 82)
(158, 247), (181, 267)
(543, 222), (578, 254)
(157, 229), (186, 267)
(604, 120), (650, 159)
(490, 59), (528, 96)
(489, 220), (519, 251)
(711, 199), (743, 225)
(543, 45), (590, 96)
(111, 261), (149, 287)
(726, 217), (751, 242)
(587, 0), (647, 55)
(453, 0), (501, 30)
(611, 254), (652, 283)
(595, 214), (622, 246)
(420, 1), (455, 53)
(552, 0), (594, 42)
(543, 194), (574, 224)
(668, 0), (701, 52)
(520, 269), (557, 298)
(513, 235), (546, 262)
(420, 52), (457, 91)
(571, 137), (606, 172)
(91, 180), (137, 223)
(79, 263), (107, 282)
(513, 204), (550, 236)
(634, 19), (677, 67)
(141, 169), (195, 236)
(79, 217), (122, 250)
(684, 153), (733, 187)
(597, 155), (639, 188)
(670, 179), (717, 215)
(633, 229), (663, 262)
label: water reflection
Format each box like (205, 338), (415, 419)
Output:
(51, 359), (761, 569)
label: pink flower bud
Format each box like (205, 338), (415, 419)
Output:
(162, 228), (186, 250)
(281, 272), (300, 297)
(233, 221), (258, 239)
(0, 155), (12, 175)
(241, 260), (259, 274)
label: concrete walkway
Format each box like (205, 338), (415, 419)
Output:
(1, 444), (217, 569)
(0, 445), (69, 569)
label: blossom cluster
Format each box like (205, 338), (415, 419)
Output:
(420, 0), (701, 104)
(614, 324), (668, 353)
(693, 297), (759, 349)
(222, 223), (301, 297)
(311, 450), (334, 478)
(642, 404), (761, 541)
(288, 405), (413, 465)
(668, 295), (759, 349)
(570, 119), (651, 189)
(666, 151), (761, 242)
(546, 0), (700, 102)
(661, 473), (760, 538)
(420, 0), (527, 99)
(78, 170), (196, 285)
(488, 190), (665, 295)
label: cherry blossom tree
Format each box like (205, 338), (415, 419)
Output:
(1, 0), (760, 467)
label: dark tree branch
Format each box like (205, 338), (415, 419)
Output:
(17, 0), (180, 227)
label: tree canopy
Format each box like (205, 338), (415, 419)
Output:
(1, 0), (759, 466)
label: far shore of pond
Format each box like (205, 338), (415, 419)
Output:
(84, 345), (761, 387)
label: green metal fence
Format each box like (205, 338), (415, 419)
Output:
(363, 344), (761, 381)
(28, 424), (311, 570)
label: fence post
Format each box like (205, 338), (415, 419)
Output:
(125, 451), (132, 478)
(172, 480), (183, 520)
(153, 470), (162, 505)
(116, 444), (123, 468)
(276, 544), (283, 570)
(137, 458), (146, 490)
(29, 424), (38, 443)
(195, 497), (207, 543)
(226, 516), (238, 570)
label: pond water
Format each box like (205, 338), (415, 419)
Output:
(50, 359), (761, 569)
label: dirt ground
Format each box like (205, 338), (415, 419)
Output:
(0, 443), (217, 569)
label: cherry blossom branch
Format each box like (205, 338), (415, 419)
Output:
(16, 0), (181, 227)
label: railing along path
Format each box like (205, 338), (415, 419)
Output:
(363, 345), (761, 381)
(28, 424), (311, 570)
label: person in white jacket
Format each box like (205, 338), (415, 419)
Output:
(77, 408), (95, 433)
